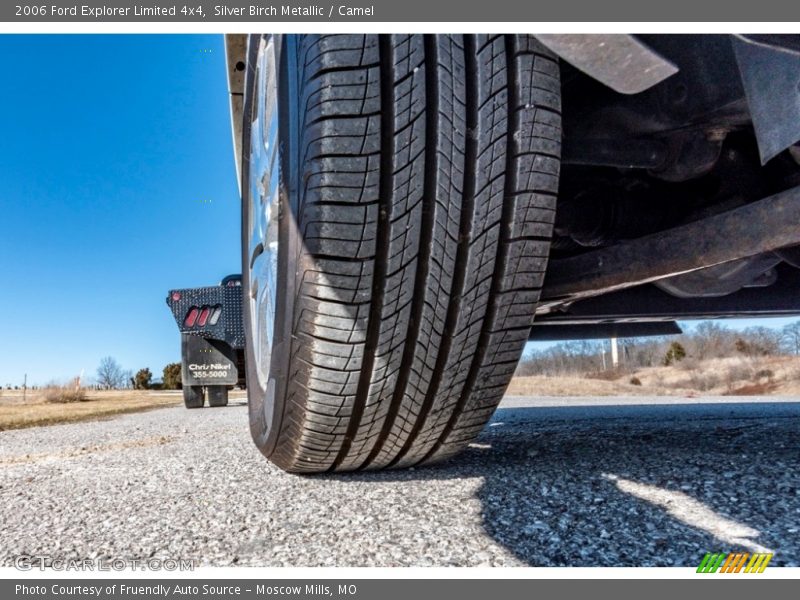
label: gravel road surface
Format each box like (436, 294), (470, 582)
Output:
(1, 395), (798, 567)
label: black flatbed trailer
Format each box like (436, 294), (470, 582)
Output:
(166, 274), (246, 408)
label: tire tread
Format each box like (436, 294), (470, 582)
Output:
(259, 34), (560, 472)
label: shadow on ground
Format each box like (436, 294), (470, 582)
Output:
(323, 403), (800, 566)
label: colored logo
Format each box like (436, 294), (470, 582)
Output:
(697, 552), (773, 573)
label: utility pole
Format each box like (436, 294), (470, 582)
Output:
(22, 373), (27, 402)
(611, 337), (619, 368)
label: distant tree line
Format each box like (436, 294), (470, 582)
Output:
(93, 356), (182, 390)
(5, 359), (183, 391)
(516, 321), (800, 377)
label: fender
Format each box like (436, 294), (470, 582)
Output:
(224, 34), (247, 194)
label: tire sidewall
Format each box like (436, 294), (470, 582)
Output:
(242, 34), (298, 458)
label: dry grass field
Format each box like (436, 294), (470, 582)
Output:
(3, 355), (798, 432)
(0, 390), (185, 431)
(508, 355), (800, 397)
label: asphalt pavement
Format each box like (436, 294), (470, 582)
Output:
(0, 395), (797, 567)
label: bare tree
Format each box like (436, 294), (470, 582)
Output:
(691, 321), (732, 359)
(782, 321), (800, 355)
(740, 326), (783, 356)
(96, 356), (125, 389)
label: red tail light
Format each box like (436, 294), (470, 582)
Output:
(197, 307), (211, 327)
(184, 307), (199, 327)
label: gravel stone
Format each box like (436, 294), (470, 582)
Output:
(0, 396), (797, 567)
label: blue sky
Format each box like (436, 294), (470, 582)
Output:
(0, 35), (797, 386)
(0, 35), (239, 385)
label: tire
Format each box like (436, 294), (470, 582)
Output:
(207, 387), (229, 407)
(183, 386), (204, 409)
(244, 34), (561, 473)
